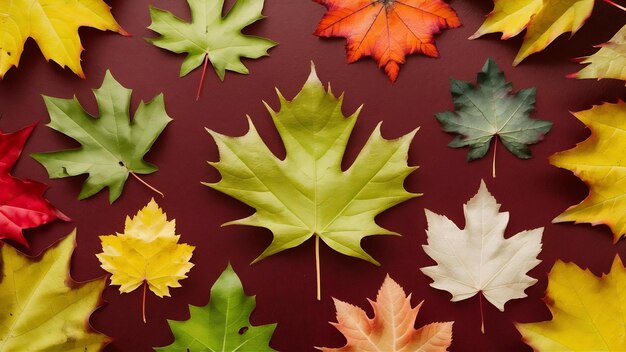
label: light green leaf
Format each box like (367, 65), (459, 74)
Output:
(436, 58), (552, 174)
(0, 230), (108, 351)
(205, 63), (419, 298)
(32, 71), (172, 203)
(156, 264), (276, 352)
(147, 0), (277, 81)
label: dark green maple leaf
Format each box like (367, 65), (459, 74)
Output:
(148, 0), (277, 99)
(155, 264), (276, 352)
(436, 58), (552, 176)
(32, 71), (171, 203)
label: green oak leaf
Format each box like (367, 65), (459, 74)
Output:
(32, 71), (171, 203)
(156, 264), (276, 352)
(436, 58), (552, 168)
(205, 63), (419, 298)
(147, 0), (277, 81)
(0, 230), (108, 351)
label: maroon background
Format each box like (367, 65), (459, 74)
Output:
(0, 1), (625, 351)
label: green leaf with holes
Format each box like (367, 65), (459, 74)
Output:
(32, 71), (171, 203)
(436, 58), (552, 162)
(155, 264), (277, 352)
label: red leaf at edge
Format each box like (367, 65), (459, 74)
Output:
(0, 123), (69, 247)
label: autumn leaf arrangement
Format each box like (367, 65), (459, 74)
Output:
(0, 0), (625, 351)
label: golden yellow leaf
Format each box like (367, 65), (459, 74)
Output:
(470, 0), (594, 65)
(97, 198), (195, 321)
(516, 256), (626, 350)
(0, 0), (126, 78)
(550, 101), (626, 242)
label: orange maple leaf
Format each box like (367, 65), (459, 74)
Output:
(318, 275), (453, 351)
(314, 0), (461, 82)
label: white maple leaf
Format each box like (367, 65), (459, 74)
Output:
(420, 180), (543, 312)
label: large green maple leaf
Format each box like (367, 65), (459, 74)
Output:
(0, 230), (108, 351)
(32, 71), (171, 203)
(436, 58), (552, 177)
(148, 0), (277, 98)
(206, 63), (419, 299)
(156, 264), (276, 351)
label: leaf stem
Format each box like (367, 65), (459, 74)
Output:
(479, 291), (485, 334)
(130, 172), (164, 198)
(492, 138), (498, 178)
(605, 0), (626, 11)
(142, 280), (147, 324)
(196, 53), (210, 101)
(315, 234), (321, 301)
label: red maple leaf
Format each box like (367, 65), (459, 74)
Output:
(0, 124), (68, 247)
(314, 0), (461, 82)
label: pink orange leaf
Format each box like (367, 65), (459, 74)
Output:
(318, 275), (453, 351)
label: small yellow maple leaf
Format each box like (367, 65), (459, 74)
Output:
(516, 256), (626, 350)
(550, 101), (626, 242)
(0, 0), (127, 78)
(97, 198), (195, 322)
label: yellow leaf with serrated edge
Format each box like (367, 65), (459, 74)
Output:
(516, 256), (626, 350)
(470, 0), (594, 65)
(572, 24), (626, 83)
(0, 0), (126, 78)
(550, 101), (626, 242)
(97, 198), (195, 298)
(0, 230), (109, 351)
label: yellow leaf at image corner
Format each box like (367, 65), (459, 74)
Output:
(0, 230), (108, 351)
(515, 0), (594, 65)
(471, 0), (594, 65)
(97, 198), (195, 297)
(574, 24), (626, 83)
(0, 0), (125, 78)
(470, 0), (543, 40)
(550, 101), (626, 242)
(516, 256), (626, 350)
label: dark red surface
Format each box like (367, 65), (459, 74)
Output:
(0, 1), (624, 351)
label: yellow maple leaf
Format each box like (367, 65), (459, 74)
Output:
(550, 101), (626, 242)
(97, 198), (195, 322)
(0, 0), (126, 78)
(516, 256), (626, 350)
(470, 0), (594, 65)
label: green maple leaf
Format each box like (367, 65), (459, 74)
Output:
(32, 71), (171, 203)
(147, 0), (277, 98)
(205, 63), (419, 299)
(0, 230), (108, 351)
(436, 58), (552, 176)
(156, 264), (276, 352)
